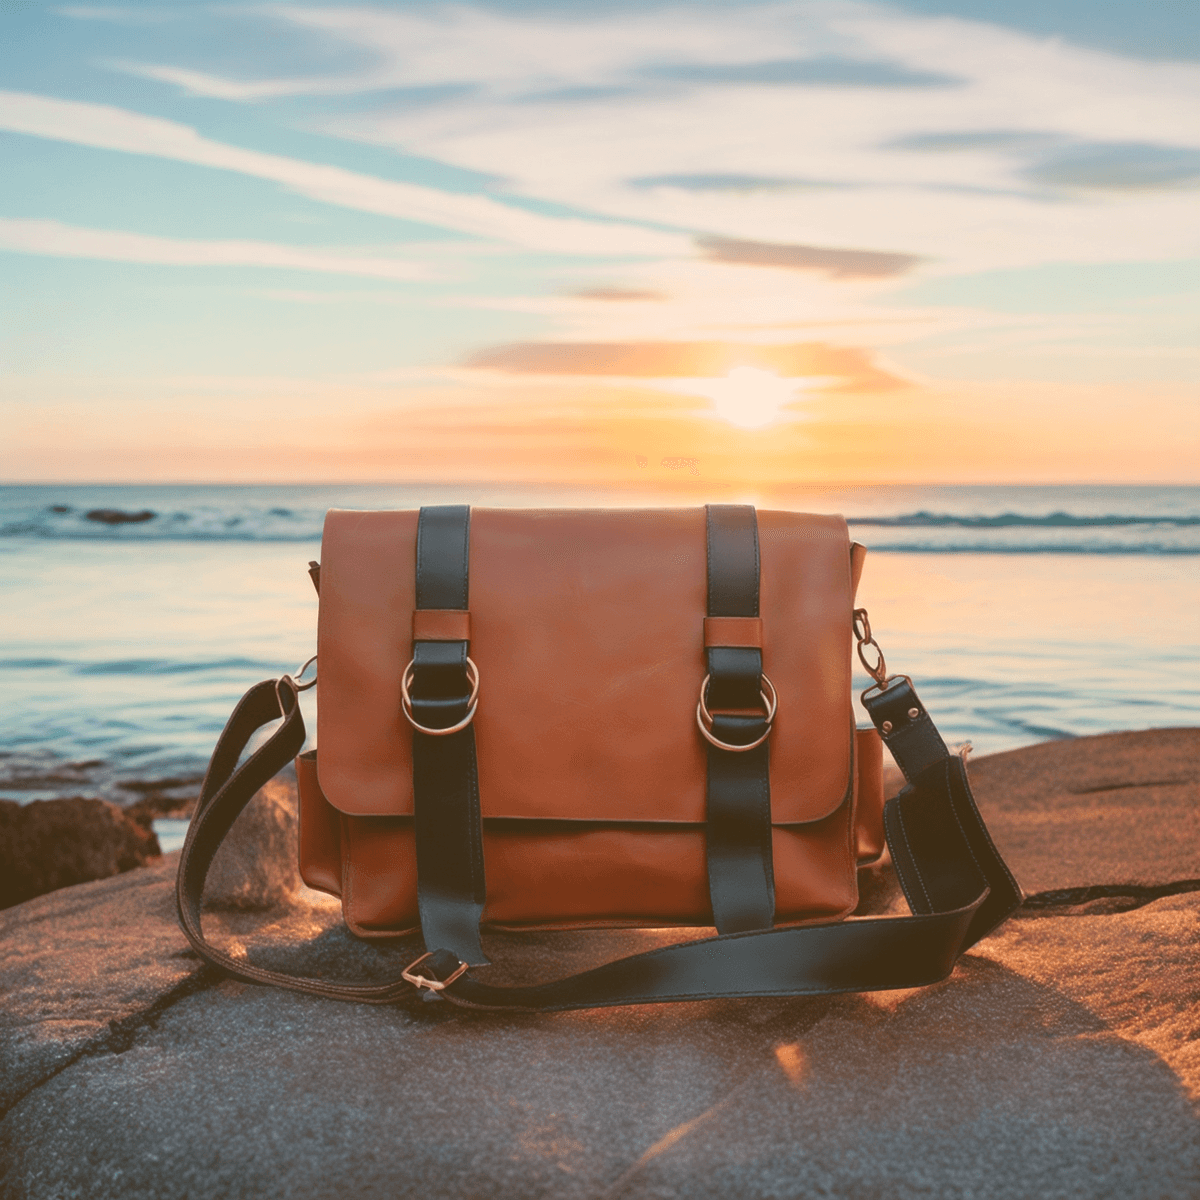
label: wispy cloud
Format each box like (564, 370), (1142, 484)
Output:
(203, 4), (842, 98)
(642, 55), (961, 88)
(85, 3), (1200, 277)
(697, 236), (921, 279)
(886, 129), (1060, 153)
(887, 130), (1200, 192)
(58, 6), (168, 23)
(110, 63), (310, 103)
(0, 91), (688, 257)
(297, 2), (1200, 275)
(631, 173), (849, 192)
(0, 217), (431, 279)
(1023, 142), (1200, 191)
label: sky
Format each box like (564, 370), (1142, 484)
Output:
(0, 0), (1197, 486)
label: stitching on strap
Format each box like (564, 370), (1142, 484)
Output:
(751, 508), (760, 617)
(467, 735), (485, 906)
(705, 505), (715, 614)
(947, 759), (1023, 898)
(415, 509), (427, 610)
(942, 758), (986, 885)
(758, 761), (774, 902)
(894, 801), (933, 911)
(458, 507), (469, 609)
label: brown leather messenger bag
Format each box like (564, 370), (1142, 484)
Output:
(176, 504), (1022, 1011)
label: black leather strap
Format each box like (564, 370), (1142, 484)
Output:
(703, 504), (774, 933)
(862, 676), (949, 780)
(177, 677), (440, 1004)
(862, 676), (1019, 945)
(175, 674), (1021, 1010)
(410, 505), (488, 966)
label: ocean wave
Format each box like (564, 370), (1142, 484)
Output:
(847, 511), (1200, 529)
(0, 655), (283, 677)
(71, 656), (281, 676)
(860, 541), (1200, 555)
(3, 493), (1198, 553)
(0, 503), (326, 542)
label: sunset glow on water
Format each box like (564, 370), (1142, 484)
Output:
(2, 482), (1197, 814)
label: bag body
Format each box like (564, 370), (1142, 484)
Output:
(296, 506), (885, 938)
(176, 503), (1020, 1012)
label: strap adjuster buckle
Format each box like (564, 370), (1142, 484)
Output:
(401, 951), (469, 993)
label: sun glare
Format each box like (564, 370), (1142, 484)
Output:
(708, 367), (799, 429)
(656, 367), (816, 429)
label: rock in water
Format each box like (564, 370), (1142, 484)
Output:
(84, 508), (157, 525)
(0, 798), (160, 909)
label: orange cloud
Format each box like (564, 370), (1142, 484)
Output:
(463, 340), (908, 392)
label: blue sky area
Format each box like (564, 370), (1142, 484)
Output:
(1, 1), (1197, 483)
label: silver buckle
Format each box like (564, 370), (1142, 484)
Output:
(401, 952), (469, 993)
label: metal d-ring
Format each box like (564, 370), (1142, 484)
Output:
(292, 654), (318, 692)
(275, 654), (317, 713)
(400, 656), (480, 736)
(695, 671), (777, 752)
(855, 607), (903, 700)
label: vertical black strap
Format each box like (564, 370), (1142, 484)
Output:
(703, 505), (775, 933)
(410, 505), (488, 965)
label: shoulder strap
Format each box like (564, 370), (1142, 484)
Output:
(176, 676), (1021, 1011)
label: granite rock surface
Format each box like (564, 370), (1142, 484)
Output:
(1, 729), (1197, 1199)
(202, 778), (303, 910)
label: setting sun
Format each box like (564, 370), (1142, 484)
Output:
(659, 367), (823, 429)
(708, 367), (799, 428)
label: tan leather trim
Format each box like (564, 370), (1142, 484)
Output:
(850, 541), (867, 601)
(853, 726), (885, 864)
(296, 750), (342, 896)
(412, 609), (470, 642)
(703, 615), (763, 648)
(341, 815), (417, 937)
(317, 507), (853, 824)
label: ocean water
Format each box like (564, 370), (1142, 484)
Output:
(2, 483), (1198, 815)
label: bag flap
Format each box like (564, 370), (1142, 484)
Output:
(316, 507), (853, 824)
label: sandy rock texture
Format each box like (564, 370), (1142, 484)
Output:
(967, 727), (1200, 893)
(1, 729), (1197, 1199)
(202, 778), (303, 910)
